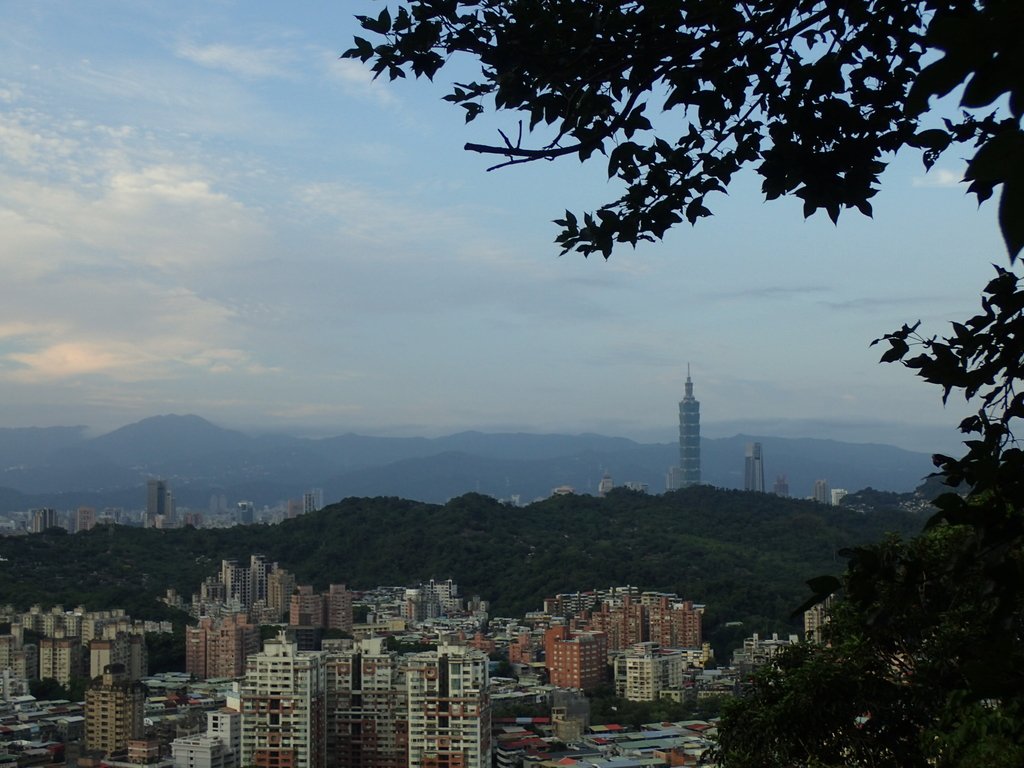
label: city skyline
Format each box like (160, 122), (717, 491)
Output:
(0, 2), (1004, 457)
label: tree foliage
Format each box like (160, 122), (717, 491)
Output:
(345, 1), (1024, 763)
(345, 0), (1023, 258)
(0, 488), (919, 658)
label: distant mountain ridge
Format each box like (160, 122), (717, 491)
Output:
(0, 414), (936, 511)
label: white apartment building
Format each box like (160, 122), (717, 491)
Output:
(240, 634), (326, 768)
(613, 642), (686, 702)
(172, 706), (242, 768)
(406, 644), (491, 768)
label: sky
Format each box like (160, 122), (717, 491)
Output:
(0, 1), (1011, 454)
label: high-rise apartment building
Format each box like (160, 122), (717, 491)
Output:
(585, 597), (646, 652)
(268, 569), (297, 622)
(813, 479), (832, 504)
(76, 507), (97, 533)
(220, 555), (275, 613)
(406, 645), (491, 768)
(324, 637), (408, 768)
(240, 634), (327, 768)
(544, 626), (608, 692)
(668, 368), (701, 490)
(39, 635), (83, 687)
(186, 614), (260, 680)
(772, 474), (790, 497)
(744, 442), (765, 492)
(327, 585), (353, 634)
(613, 643), (686, 702)
(646, 597), (703, 649)
(30, 508), (57, 533)
(302, 489), (324, 515)
(85, 663), (145, 756)
(89, 633), (147, 680)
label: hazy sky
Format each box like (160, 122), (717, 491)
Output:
(0, 1), (1010, 453)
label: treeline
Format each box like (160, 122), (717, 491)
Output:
(0, 487), (923, 643)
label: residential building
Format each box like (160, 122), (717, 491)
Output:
(406, 645), (491, 768)
(302, 490), (324, 515)
(613, 643), (685, 702)
(646, 597), (703, 649)
(813, 479), (832, 504)
(585, 597), (646, 651)
(324, 637), (408, 768)
(30, 508), (57, 534)
(186, 614), (260, 680)
(240, 634), (327, 768)
(84, 663), (145, 756)
(89, 633), (147, 680)
(544, 626), (607, 692)
(267, 569), (297, 622)
(773, 474), (790, 497)
(326, 585), (353, 633)
(39, 634), (83, 687)
(171, 708), (241, 768)
(76, 507), (97, 533)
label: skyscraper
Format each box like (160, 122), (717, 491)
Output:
(146, 479), (169, 528)
(813, 479), (832, 504)
(668, 367), (701, 490)
(744, 442), (765, 492)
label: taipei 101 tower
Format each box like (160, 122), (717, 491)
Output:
(668, 366), (701, 490)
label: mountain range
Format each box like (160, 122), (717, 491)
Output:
(0, 414), (938, 512)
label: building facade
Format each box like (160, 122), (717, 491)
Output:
(406, 645), (491, 768)
(544, 627), (608, 692)
(186, 614), (260, 680)
(240, 634), (327, 768)
(668, 369), (701, 490)
(84, 664), (145, 756)
(744, 442), (765, 492)
(324, 637), (408, 768)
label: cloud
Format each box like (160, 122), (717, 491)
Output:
(0, 163), (269, 272)
(176, 42), (296, 79)
(912, 167), (963, 188)
(324, 57), (396, 105)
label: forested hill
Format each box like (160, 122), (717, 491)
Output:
(0, 487), (922, 641)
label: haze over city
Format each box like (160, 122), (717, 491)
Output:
(0, 1), (1005, 454)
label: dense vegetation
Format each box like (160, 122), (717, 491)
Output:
(0, 487), (921, 652)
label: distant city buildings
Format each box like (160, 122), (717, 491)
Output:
(303, 489), (324, 515)
(667, 368), (701, 490)
(831, 488), (849, 506)
(30, 508), (57, 534)
(146, 479), (172, 528)
(772, 474), (790, 497)
(744, 442), (765, 492)
(813, 479), (832, 504)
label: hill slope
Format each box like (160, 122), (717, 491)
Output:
(0, 487), (923, 645)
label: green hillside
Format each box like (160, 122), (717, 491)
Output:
(0, 487), (923, 645)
